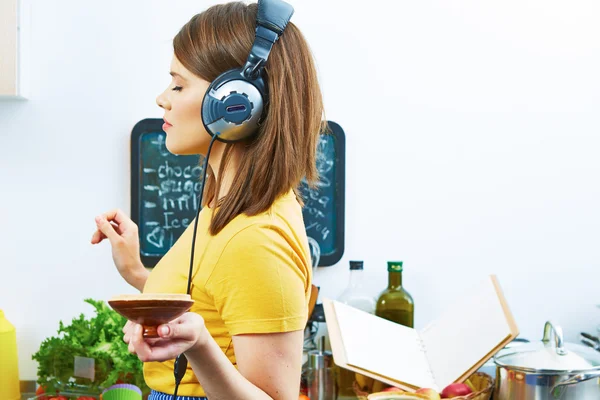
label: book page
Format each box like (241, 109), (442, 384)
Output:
(332, 301), (437, 390)
(420, 275), (517, 388)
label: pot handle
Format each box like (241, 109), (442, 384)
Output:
(551, 371), (600, 393)
(542, 321), (568, 356)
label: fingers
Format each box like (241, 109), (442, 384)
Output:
(90, 229), (105, 244)
(157, 322), (191, 341)
(157, 313), (204, 342)
(124, 324), (162, 346)
(125, 323), (142, 355)
(127, 315), (206, 362)
(131, 330), (179, 362)
(102, 208), (130, 225)
(102, 209), (137, 234)
(123, 320), (134, 333)
(91, 221), (122, 244)
(128, 337), (137, 355)
(130, 324), (156, 361)
(92, 209), (133, 245)
(123, 320), (134, 344)
(94, 215), (121, 244)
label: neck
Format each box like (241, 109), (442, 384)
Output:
(206, 142), (243, 207)
(389, 271), (402, 289)
(349, 268), (364, 287)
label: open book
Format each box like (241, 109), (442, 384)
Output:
(323, 275), (519, 392)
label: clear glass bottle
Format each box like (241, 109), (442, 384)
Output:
(375, 261), (414, 327)
(336, 260), (376, 398)
(337, 260), (376, 313)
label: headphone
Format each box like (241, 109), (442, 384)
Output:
(200, 0), (295, 143)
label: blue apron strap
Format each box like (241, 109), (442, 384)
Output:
(149, 389), (208, 400)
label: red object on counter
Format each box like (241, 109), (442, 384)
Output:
(441, 383), (473, 398)
(35, 386), (49, 400)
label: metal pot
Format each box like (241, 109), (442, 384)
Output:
(478, 337), (530, 376)
(493, 321), (600, 400)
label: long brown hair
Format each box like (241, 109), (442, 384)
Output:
(173, 2), (325, 235)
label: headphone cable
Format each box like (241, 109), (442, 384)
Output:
(171, 132), (220, 400)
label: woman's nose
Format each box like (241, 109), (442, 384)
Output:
(156, 92), (170, 110)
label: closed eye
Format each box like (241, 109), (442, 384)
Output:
(172, 86), (183, 92)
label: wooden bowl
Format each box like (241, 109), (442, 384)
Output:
(108, 293), (194, 338)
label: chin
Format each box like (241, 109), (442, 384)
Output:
(164, 141), (181, 155)
(165, 136), (192, 155)
(165, 131), (213, 156)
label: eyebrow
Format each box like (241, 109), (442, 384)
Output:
(169, 71), (188, 81)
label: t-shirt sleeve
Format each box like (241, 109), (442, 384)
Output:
(205, 223), (309, 336)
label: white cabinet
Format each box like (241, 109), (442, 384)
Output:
(1, 0), (29, 99)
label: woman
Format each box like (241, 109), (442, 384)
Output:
(91, 2), (324, 399)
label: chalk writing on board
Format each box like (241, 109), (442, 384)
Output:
(138, 132), (203, 256)
(300, 134), (337, 256)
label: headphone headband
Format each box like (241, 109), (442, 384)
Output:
(243, 0), (294, 79)
(257, 0), (294, 35)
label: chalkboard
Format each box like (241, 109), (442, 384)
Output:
(131, 118), (345, 267)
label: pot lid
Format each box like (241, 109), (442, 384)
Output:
(494, 321), (600, 372)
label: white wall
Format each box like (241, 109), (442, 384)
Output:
(0, 0), (598, 380)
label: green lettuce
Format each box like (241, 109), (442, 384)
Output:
(32, 299), (149, 395)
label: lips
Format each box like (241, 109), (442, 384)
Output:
(162, 118), (172, 132)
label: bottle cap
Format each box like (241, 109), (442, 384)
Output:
(349, 260), (364, 270)
(387, 261), (403, 272)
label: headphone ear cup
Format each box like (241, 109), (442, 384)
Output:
(201, 69), (267, 143)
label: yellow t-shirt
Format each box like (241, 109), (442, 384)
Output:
(142, 190), (312, 397)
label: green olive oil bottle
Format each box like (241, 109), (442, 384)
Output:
(375, 261), (414, 327)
